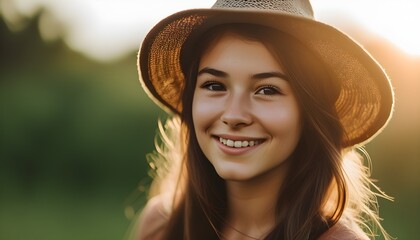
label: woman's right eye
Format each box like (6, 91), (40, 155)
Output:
(200, 81), (226, 91)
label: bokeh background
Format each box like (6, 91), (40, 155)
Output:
(1, 0), (419, 240)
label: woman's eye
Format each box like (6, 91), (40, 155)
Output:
(256, 86), (281, 95)
(201, 81), (226, 91)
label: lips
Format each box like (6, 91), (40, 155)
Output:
(218, 137), (262, 148)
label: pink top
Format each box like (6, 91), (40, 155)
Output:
(137, 197), (369, 240)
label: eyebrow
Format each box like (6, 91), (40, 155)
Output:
(252, 72), (288, 81)
(197, 67), (288, 81)
(197, 67), (228, 77)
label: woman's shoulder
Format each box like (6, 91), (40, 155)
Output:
(136, 195), (169, 240)
(318, 219), (370, 240)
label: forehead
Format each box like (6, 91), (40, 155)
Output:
(199, 32), (284, 73)
(201, 30), (267, 55)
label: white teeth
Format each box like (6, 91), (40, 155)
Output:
(218, 137), (260, 148)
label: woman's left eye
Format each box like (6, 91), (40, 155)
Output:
(255, 86), (282, 95)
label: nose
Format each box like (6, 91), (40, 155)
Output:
(220, 94), (252, 128)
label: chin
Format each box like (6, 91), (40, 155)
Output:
(213, 166), (256, 182)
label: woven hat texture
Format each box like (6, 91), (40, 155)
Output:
(138, 0), (394, 147)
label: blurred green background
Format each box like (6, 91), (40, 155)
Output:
(0, 9), (165, 240)
(1, 3), (419, 240)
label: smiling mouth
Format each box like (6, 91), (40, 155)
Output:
(218, 137), (263, 148)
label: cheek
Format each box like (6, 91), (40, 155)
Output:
(257, 103), (302, 139)
(192, 96), (206, 131)
(192, 94), (222, 129)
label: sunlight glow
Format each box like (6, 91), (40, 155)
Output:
(62, 0), (215, 60)
(314, 0), (420, 56)
(2, 0), (420, 60)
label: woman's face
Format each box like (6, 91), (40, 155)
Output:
(192, 32), (302, 181)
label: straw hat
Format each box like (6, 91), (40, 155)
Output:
(138, 0), (394, 147)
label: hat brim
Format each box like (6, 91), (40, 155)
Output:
(138, 8), (394, 147)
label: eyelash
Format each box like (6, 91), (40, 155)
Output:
(200, 81), (225, 91)
(255, 85), (283, 96)
(200, 81), (283, 96)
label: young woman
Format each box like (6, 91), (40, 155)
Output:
(135, 1), (394, 239)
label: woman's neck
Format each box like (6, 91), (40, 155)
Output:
(222, 162), (289, 239)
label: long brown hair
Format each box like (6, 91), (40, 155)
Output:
(152, 23), (389, 240)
